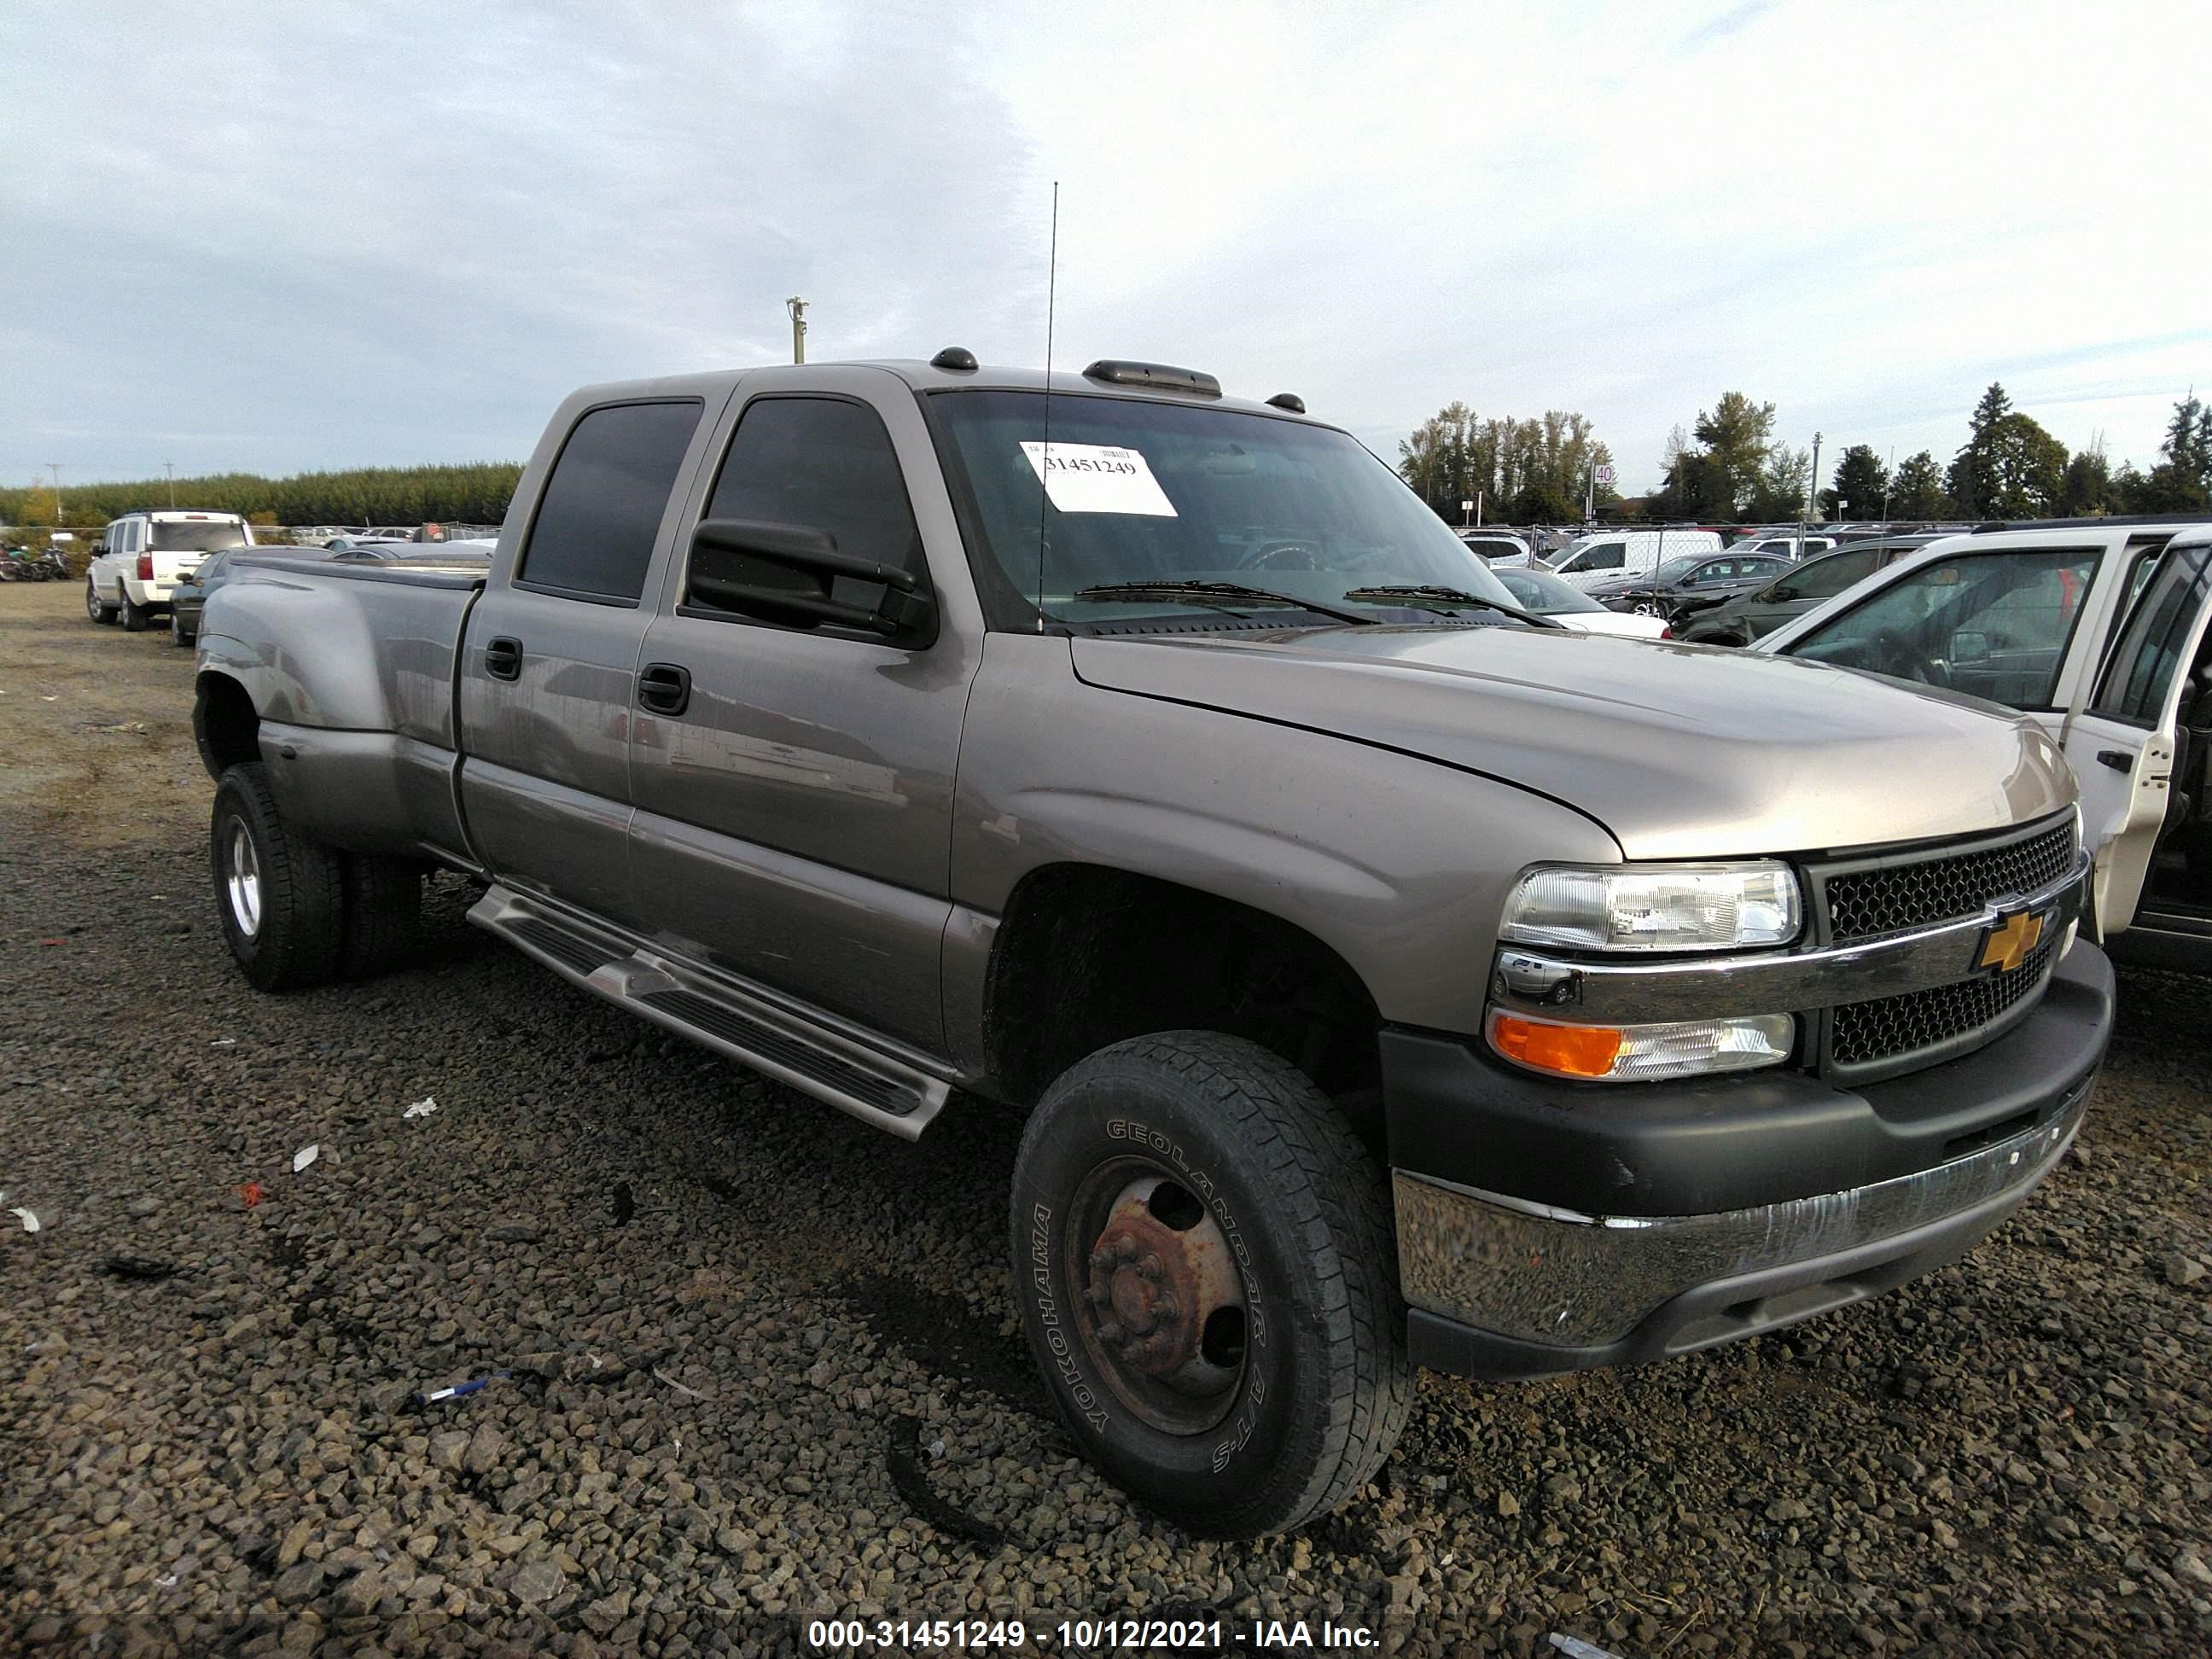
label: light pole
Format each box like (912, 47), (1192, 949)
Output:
(786, 296), (808, 364)
(47, 463), (62, 524)
(165, 461), (177, 508)
(1801, 431), (1821, 545)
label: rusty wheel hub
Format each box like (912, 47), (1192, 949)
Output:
(1077, 1174), (1248, 1423)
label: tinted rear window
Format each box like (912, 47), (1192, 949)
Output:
(519, 400), (702, 602)
(150, 521), (248, 551)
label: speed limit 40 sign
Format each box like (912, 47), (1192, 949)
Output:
(1593, 463), (1616, 485)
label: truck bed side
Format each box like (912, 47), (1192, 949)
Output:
(196, 555), (486, 869)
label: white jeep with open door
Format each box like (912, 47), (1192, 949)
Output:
(1761, 521), (2212, 969)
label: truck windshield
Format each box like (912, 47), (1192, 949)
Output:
(150, 521), (249, 551)
(928, 390), (1518, 629)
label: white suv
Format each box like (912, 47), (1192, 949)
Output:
(86, 511), (254, 632)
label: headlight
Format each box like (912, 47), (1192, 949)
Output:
(1501, 863), (1802, 952)
(1489, 1010), (1796, 1082)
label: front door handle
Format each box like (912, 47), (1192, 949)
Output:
(483, 637), (523, 681)
(637, 662), (692, 716)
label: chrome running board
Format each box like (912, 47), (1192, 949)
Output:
(468, 882), (952, 1139)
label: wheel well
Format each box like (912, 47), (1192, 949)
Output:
(194, 673), (260, 779)
(984, 864), (1383, 1126)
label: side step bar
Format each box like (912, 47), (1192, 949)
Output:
(468, 883), (952, 1140)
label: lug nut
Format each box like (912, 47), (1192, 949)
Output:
(1097, 1322), (1124, 1346)
(1154, 1295), (1178, 1323)
(1088, 1249), (1112, 1275)
(1140, 1253), (1163, 1280)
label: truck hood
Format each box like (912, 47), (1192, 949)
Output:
(1070, 626), (2074, 859)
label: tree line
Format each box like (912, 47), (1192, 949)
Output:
(1398, 405), (1621, 522)
(1652, 383), (2212, 522)
(1398, 382), (2212, 527)
(2, 462), (523, 530)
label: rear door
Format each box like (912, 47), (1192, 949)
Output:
(458, 394), (719, 928)
(2062, 534), (2212, 932)
(145, 515), (246, 586)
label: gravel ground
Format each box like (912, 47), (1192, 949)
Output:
(2, 581), (2209, 1657)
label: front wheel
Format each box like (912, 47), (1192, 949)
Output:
(171, 610), (195, 648)
(1009, 1032), (1412, 1538)
(86, 579), (118, 625)
(211, 762), (345, 991)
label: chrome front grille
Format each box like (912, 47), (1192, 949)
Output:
(1831, 929), (2060, 1067)
(1811, 812), (2078, 1078)
(1825, 818), (2076, 942)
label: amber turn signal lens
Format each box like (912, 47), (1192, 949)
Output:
(1488, 1012), (1624, 1079)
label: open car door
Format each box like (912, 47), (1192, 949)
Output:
(2061, 532), (2212, 935)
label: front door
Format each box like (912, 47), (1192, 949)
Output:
(626, 369), (981, 1056)
(2063, 537), (2212, 932)
(458, 395), (718, 929)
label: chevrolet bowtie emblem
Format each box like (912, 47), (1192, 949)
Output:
(1977, 907), (2046, 975)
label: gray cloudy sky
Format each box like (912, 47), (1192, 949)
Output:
(5, 0), (2208, 496)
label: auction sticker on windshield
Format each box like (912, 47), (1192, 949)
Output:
(1020, 442), (1178, 516)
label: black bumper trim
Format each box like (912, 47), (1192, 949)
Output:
(1382, 940), (2113, 1218)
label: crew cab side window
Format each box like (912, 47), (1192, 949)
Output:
(684, 395), (926, 632)
(516, 399), (703, 603)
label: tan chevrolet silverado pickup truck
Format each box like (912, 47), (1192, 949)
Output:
(193, 352), (2112, 1537)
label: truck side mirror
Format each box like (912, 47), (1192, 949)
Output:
(1950, 630), (1990, 665)
(1769, 585), (1798, 602)
(688, 518), (935, 643)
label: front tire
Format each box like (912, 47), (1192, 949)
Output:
(86, 579), (118, 625)
(171, 610), (195, 648)
(1009, 1032), (1412, 1539)
(211, 762), (345, 991)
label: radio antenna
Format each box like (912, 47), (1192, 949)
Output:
(1035, 181), (1059, 631)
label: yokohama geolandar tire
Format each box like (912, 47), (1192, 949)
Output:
(337, 853), (422, 979)
(211, 762), (345, 992)
(1010, 1032), (1413, 1539)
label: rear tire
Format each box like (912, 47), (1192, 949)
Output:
(122, 596), (150, 632)
(211, 762), (344, 992)
(338, 854), (423, 979)
(1009, 1031), (1412, 1539)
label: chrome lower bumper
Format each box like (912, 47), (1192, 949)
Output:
(1394, 1086), (2086, 1350)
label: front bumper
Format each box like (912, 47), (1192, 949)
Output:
(1390, 940), (2111, 1379)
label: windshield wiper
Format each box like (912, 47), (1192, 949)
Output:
(1074, 581), (1379, 626)
(1339, 585), (1566, 629)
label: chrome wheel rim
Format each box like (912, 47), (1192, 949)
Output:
(226, 824), (262, 938)
(86, 581), (100, 620)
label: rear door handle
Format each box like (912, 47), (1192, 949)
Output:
(483, 637), (523, 681)
(637, 662), (692, 716)
(2095, 749), (2133, 771)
